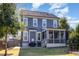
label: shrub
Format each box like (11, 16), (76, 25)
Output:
(29, 42), (36, 47)
(68, 32), (79, 51)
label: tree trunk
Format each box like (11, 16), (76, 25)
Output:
(20, 15), (23, 47)
(20, 31), (23, 47)
(4, 33), (7, 56)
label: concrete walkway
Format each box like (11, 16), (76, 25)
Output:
(0, 46), (20, 56)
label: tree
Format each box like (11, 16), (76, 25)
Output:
(76, 24), (79, 33)
(59, 18), (69, 29)
(68, 24), (79, 51)
(0, 3), (21, 56)
(59, 17), (70, 43)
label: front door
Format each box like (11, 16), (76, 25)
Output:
(29, 30), (37, 43)
(37, 33), (41, 47)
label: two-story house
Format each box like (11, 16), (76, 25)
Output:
(18, 10), (67, 47)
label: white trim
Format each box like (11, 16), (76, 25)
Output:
(29, 30), (37, 43)
(47, 43), (66, 47)
(64, 31), (66, 39)
(23, 31), (28, 41)
(59, 31), (61, 43)
(47, 30), (49, 39)
(33, 18), (38, 27)
(53, 30), (54, 43)
(53, 20), (58, 28)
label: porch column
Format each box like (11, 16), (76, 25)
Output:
(53, 30), (54, 43)
(64, 31), (66, 39)
(47, 30), (49, 39)
(59, 31), (61, 43)
(46, 30), (49, 44)
(63, 31), (66, 43)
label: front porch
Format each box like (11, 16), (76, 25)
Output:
(41, 29), (66, 47)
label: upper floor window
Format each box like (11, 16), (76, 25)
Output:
(23, 17), (28, 27)
(53, 20), (58, 28)
(33, 18), (38, 27)
(42, 19), (47, 28)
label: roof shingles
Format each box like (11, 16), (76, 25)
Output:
(20, 10), (59, 18)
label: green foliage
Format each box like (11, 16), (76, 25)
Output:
(59, 18), (69, 30)
(0, 3), (21, 38)
(19, 22), (25, 31)
(76, 24), (79, 33)
(68, 24), (79, 51)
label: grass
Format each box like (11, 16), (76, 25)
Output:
(19, 47), (69, 56)
(0, 47), (79, 56)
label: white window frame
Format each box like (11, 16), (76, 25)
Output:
(53, 20), (58, 28)
(33, 18), (38, 27)
(23, 17), (28, 27)
(23, 31), (28, 41)
(42, 18), (47, 28)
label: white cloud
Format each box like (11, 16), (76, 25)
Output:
(68, 20), (79, 28)
(48, 3), (68, 18)
(59, 7), (69, 15)
(49, 3), (67, 10)
(68, 20), (79, 24)
(18, 8), (27, 11)
(31, 3), (44, 11)
(66, 16), (72, 20)
(58, 7), (69, 18)
(65, 16), (79, 29)
(57, 13), (64, 18)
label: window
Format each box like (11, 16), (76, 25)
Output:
(54, 31), (60, 43)
(33, 18), (38, 27)
(42, 19), (47, 28)
(48, 31), (53, 43)
(53, 20), (58, 28)
(23, 31), (28, 41)
(23, 17), (28, 26)
(61, 31), (65, 39)
(49, 31), (53, 39)
(54, 31), (59, 39)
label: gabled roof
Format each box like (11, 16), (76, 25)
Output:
(20, 10), (59, 19)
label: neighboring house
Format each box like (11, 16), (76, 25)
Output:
(18, 10), (67, 47)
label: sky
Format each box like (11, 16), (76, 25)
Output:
(16, 3), (79, 29)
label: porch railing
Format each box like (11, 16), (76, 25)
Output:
(47, 39), (66, 43)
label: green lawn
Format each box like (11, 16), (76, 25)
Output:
(19, 47), (68, 56)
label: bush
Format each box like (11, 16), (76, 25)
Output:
(37, 41), (41, 47)
(68, 32), (79, 51)
(29, 42), (36, 47)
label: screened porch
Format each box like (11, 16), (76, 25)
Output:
(41, 29), (66, 47)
